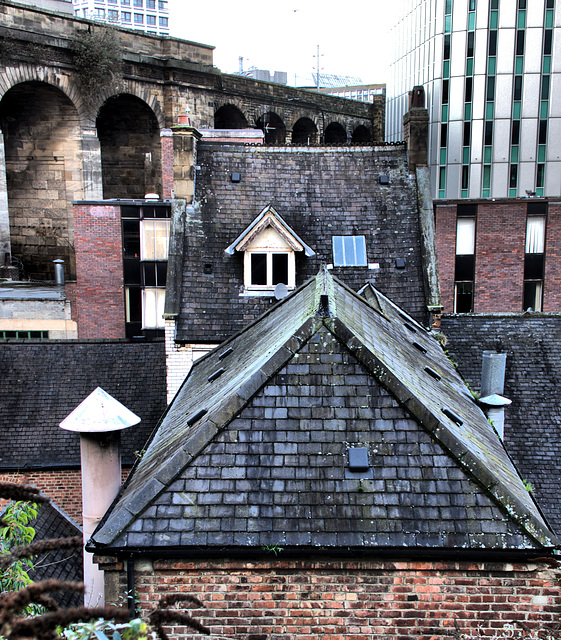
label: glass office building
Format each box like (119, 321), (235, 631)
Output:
(72, 0), (169, 35)
(386, 0), (560, 199)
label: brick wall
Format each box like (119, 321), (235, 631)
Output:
(101, 557), (561, 640)
(435, 201), (561, 313)
(0, 468), (131, 523)
(73, 204), (125, 338)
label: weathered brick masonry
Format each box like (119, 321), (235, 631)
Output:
(73, 204), (125, 338)
(435, 201), (561, 313)
(100, 558), (561, 640)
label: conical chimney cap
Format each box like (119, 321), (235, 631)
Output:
(59, 387), (141, 433)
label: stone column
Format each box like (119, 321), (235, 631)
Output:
(0, 132), (12, 270)
(403, 86), (429, 173)
(171, 125), (202, 201)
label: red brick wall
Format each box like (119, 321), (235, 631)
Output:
(434, 205), (457, 313)
(474, 203), (526, 313)
(0, 468), (131, 523)
(435, 202), (561, 314)
(544, 203), (561, 312)
(102, 558), (561, 640)
(73, 204), (125, 338)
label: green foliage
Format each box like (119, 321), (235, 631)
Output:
(63, 617), (155, 640)
(262, 544), (284, 556)
(0, 501), (38, 594)
(73, 26), (123, 113)
(522, 479), (535, 493)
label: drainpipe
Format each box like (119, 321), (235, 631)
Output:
(60, 387), (140, 607)
(478, 351), (511, 439)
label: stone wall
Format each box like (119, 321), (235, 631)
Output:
(101, 557), (561, 640)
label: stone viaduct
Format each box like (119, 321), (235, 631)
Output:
(0, 1), (383, 280)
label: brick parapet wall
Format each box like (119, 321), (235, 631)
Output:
(73, 204), (125, 338)
(434, 205), (457, 313)
(0, 468), (130, 523)
(101, 557), (561, 640)
(544, 203), (561, 311)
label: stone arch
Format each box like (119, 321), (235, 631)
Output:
(255, 112), (286, 144)
(0, 80), (83, 279)
(352, 124), (372, 143)
(291, 117), (318, 145)
(324, 122), (347, 144)
(96, 93), (162, 199)
(215, 104), (249, 129)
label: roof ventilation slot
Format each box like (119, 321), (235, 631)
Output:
(345, 447), (373, 479)
(441, 407), (463, 426)
(208, 368), (225, 383)
(218, 347), (233, 360)
(424, 366), (441, 381)
(187, 408), (208, 426)
(403, 322), (417, 333)
(412, 341), (427, 354)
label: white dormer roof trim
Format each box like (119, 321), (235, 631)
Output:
(224, 205), (315, 257)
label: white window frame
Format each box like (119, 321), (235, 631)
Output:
(243, 248), (295, 291)
(332, 235), (367, 267)
(140, 219), (170, 261)
(142, 287), (166, 329)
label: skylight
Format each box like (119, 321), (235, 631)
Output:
(332, 236), (367, 267)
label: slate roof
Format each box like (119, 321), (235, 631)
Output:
(91, 272), (556, 554)
(440, 314), (561, 537)
(28, 501), (83, 608)
(0, 340), (166, 468)
(173, 145), (428, 342)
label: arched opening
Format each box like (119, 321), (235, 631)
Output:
(352, 125), (372, 143)
(0, 81), (82, 279)
(97, 94), (162, 200)
(214, 105), (249, 129)
(324, 122), (347, 144)
(255, 112), (286, 144)
(291, 118), (318, 145)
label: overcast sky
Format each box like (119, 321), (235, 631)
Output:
(169, 1), (398, 85)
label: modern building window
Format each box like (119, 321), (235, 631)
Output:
(512, 120), (520, 145)
(465, 77), (473, 103)
(463, 122), (471, 147)
(444, 35), (451, 60)
(146, 0), (155, 7)
(122, 204), (170, 337)
(121, 0), (130, 4)
(122, 11), (131, 21)
(489, 30), (497, 56)
(158, 0), (167, 8)
(94, 8), (105, 18)
(454, 213), (476, 313)
(134, 12), (143, 23)
(514, 75), (522, 101)
(146, 14), (156, 25)
(332, 236), (367, 267)
(108, 9), (118, 20)
(524, 214), (546, 311)
(158, 16), (168, 27)
(484, 121), (493, 146)
(133, 0), (142, 5)
(467, 32), (474, 57)
(516, 30), (525, 55)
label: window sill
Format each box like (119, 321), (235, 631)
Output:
(240, 288), (294, 297)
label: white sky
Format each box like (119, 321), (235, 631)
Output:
(169, 1), (398, 85)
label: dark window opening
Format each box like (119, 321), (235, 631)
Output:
(441, 123), (448, 147)
(463, 122), (471, 147)
(510, 164), (518, 189)
(514, 75), (522, 101)
(524, 253), (545, 280)
(467, 32), (474, 57)
(542, 75), (550, 100)
(544, 30), (552, 55)
(443, 80), (449, 104)
(250, 253), (267, 285)
(455, 282), (474, 313)
(489, 30), (497, 56)
(516, 30), (525, 56)
(539, 120), (548, 144)
(462, 166), (469, 189)
(272, 254), (289, 285)
(455, 254), (475, 282)
(537, 164), (545, 188)
(523, 281), (543, 312)
(465, 77), (473, 102)
(485, 121), (493, 146)
(512, 120), (520, 145)
(487, 76), (495, 102)
(444, 35), (451, 60)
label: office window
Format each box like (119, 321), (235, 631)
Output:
(142, 288), (165, 329)
(94, 8), (105, 18)
(122, 11), (131, 20)
(512, 120), (520, 145)
(516, 30), (525, 56)
(159, 16), (168, 27)
(133, 0), (142, 5)
(146, 14), (156, 25)
(467, 32), (474, 57)
(514, 75), (522, 101)
(487, 76), (495, 102)
(121, 0), (130, 4)
(332, 236), (367, 267)
(455, 215), (476, 313)
(108, 9), (118, 19)
(465, 77), (473, 102)
(484, 121), (493, 146)
(489, 30), (497, 56)
(539, 120), (548, 144)
(444, 35), (451, 60)
(158, 0), (167, 7)
(146, 0), (155, 7)
(134, 12), (143, 23)
(462, 166), (469, 190)
(524, 215), (546, 311)
(442, 80), (449, 104)
(541, 75), (550, 100)
(441, 123), (448, 147)
(463, 122), (471, 147)
(509, 164), (518, 189)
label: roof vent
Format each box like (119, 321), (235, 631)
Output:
(218, 347), (233, 360)
(208, 368), (225, 383)
(187, 408), (208, 426)
(379, 175), (389, 185)
(441, 407), (463, 426)
(345, 447), (374, 479)
(424, 366), (441, 381)
(231, 172), (241, 183)
(403, 322), (417, 333)
(395, 258), (406, 269)
(412, 341), (427, 354)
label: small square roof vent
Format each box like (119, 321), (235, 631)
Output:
(345, 447), (373, 479)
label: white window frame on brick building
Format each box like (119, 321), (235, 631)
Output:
(225, 205), (315, 295)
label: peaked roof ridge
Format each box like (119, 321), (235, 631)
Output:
(93, 275), (331, 546)
(321, 276), (557, 548)
(225, 204), (315, 257)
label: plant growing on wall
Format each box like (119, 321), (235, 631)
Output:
(73, 26), (123, 114)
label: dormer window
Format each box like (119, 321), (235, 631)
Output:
(225, 205), (315, 294)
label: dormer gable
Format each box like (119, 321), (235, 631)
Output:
(225, 205), (314, 292)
